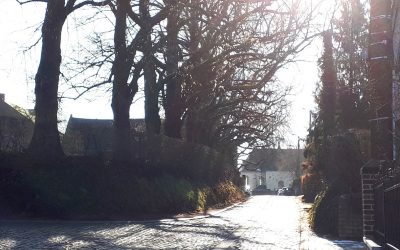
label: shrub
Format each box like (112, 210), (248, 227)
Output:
(147, 175), (197, 213)
(105, 178), (245, 216)
(301, 172), (323, 202)
(213, 181), (245, 207)
(309, 185), (340, 236)
(0, 153), (245, 219)
(195, 188), (210, 212)
(0, 164), (35, 217)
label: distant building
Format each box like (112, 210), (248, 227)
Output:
(62, 116), (146, 156)
(0, 93), (34, 152)
(239, 148), (304, 192)
(239, 165), (263, 191)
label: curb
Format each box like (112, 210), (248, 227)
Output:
(158, 198), (249, 223)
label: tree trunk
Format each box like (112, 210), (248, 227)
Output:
(143, 26), (161, 135)
(183, 11), (202, 143)
(29, 0), (66, 160)
(111, 0), (132, 164)
(164, 4), (183, 138)
(112, 90), (132, 164)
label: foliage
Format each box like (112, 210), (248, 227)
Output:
(304, 132), (366, 236)
(301, 172), (323, 203)
(305, 132), (365, 196)
(309, 184), (363, 238)
(305, 0), (369, 187)
(325, 133), (365, 192)
(0, 157), (35, 217)
(302, 31), (338, 202)
(61, 0), (317, 156)
(333, 0), (370, 130)
(177, 0), (308, 150)
(318, 31), (338, 139)
(0, 153), (245, 219)
(212, 181), (245, 208)
(309, 185), (340, 236)
(191, 181), (246, 212)
(106, 175), (199, 215)
(304, 1), (369, 236)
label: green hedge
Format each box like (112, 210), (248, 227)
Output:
(309, 185), (340, 236)
(0, 153), (245, 219)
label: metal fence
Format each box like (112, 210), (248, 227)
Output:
(374, 182), (385, 243)
(373, 166), (400, 250)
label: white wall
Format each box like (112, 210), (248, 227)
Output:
(241, 169), (263, 191)
(265, 171), (295, 191)
(240, 169), (296, 192)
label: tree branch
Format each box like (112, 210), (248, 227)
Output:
(68, 0), (112, 14)
(15, 0), (47, 4)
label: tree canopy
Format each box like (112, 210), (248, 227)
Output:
(18, 0), (319, 164)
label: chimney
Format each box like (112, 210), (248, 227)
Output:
(0, 93), (4, 102)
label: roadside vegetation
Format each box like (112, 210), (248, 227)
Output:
(0, 0), (318, 219)
(0, 153), (245, 219)
(302, 0), (370, 237)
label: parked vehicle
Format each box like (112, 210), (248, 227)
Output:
(277, 187), (294, 196)
(243, 185), (252, 196)
(251, 185), (273, 195)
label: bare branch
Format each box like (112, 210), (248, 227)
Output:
(15, 0), (47, 4)
(68, 0), (112, 14)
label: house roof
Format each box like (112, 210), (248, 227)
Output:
(65, 116), (146, 132)
(240, 165), (262, 172)
(0, 97), (34, 151)
(0, 99), (28, 119)
(62, 116), (146, 155)
(242, 148), (304, 172)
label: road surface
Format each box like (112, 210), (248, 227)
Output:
(0, 195), (367, 249)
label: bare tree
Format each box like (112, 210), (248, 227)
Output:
(172, 0), (317, 151)
(29, 0), (168, 163)
(60, 0), (318, 162)
(111, 0), (135, 164)
(107, 0), (169, 163)
(16, 0), (110, 160)
(164, 0), (184, 138)
(139, 0), (168, 135)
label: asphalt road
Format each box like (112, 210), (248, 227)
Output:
(0, 195), (367, 249)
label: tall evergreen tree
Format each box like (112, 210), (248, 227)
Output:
(319, 31), (337, 140)
(333, 0), (369, 130)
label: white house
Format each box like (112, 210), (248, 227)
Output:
(265, 171), (295, 191)
(239, 148), (304, 192)
(239, 167), (296, 191)
(239, 166), (264, 191)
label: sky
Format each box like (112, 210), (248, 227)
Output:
(0, 0), (326, 148)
